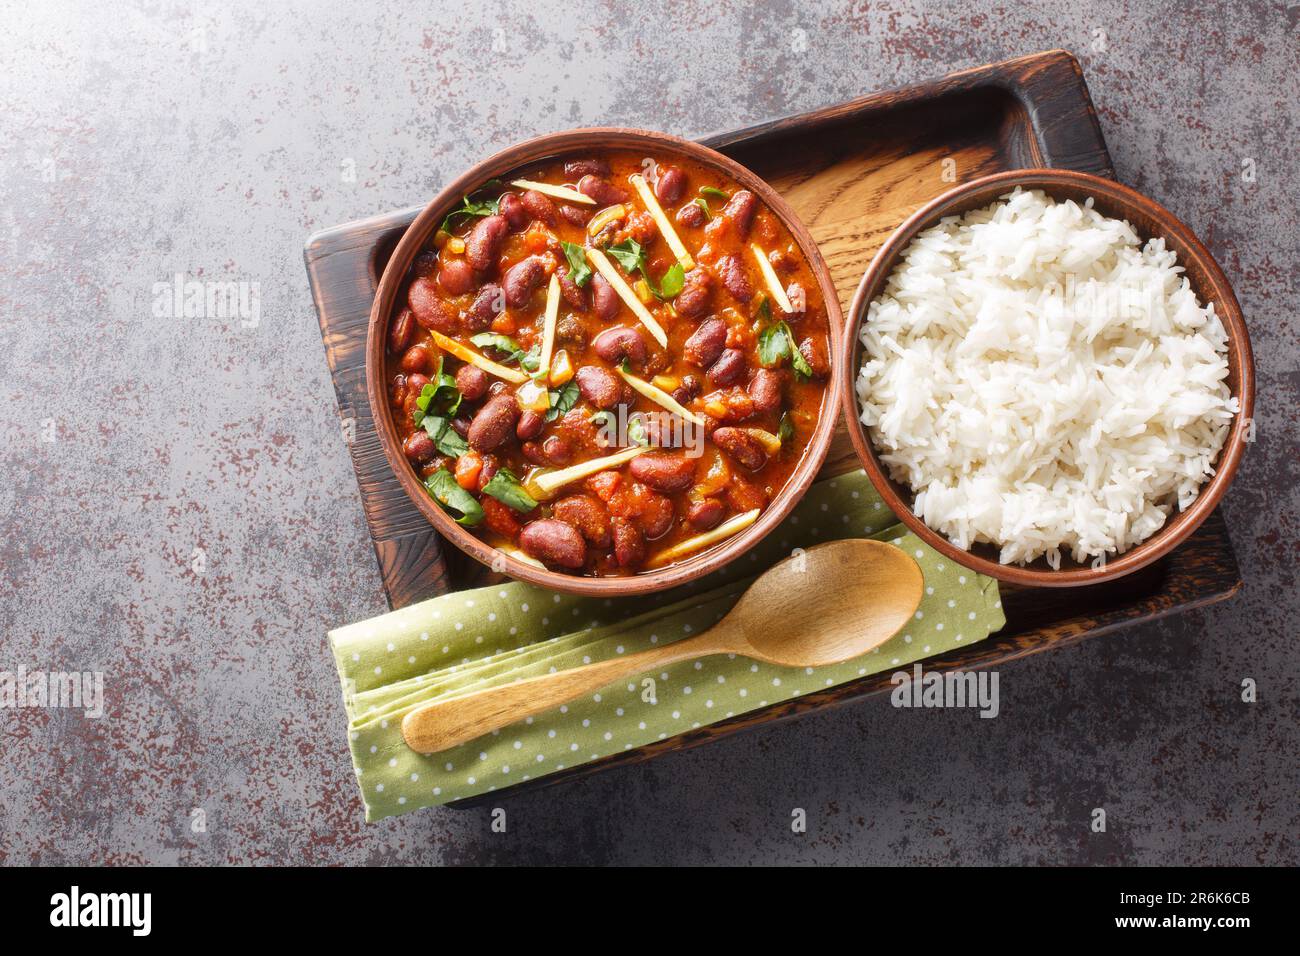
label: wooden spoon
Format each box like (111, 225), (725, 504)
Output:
(401, 539), (923, 754)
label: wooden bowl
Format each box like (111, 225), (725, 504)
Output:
(840, 168), (1254, 587)
(368, 128), (844, 597)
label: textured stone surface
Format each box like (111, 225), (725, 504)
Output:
(1, 1), (1295, 865)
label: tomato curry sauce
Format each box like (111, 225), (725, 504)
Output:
(385, 149), (831, 576)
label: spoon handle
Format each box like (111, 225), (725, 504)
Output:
(401, 632), (730, 754)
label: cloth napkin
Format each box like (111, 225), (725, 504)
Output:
(329, 470), (1004, 822)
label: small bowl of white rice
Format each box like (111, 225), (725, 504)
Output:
(841, 169), (1254, 586)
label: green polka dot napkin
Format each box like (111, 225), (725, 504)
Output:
(329, 470), (1004, 822)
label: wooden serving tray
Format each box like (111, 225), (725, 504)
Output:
(305, 50), (1242, 805)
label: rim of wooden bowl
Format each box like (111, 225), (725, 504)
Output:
(368, 127), (844, 597)
(838, 168), (1255, 588)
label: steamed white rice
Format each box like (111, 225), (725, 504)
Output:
(856, 188), (1237, 567)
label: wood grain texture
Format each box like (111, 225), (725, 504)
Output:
(302, 50), (1244, 807)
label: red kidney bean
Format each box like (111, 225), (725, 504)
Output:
(438, 257), (476, 295)
(639, 416), (676, 449)
(559, 204), (592, 227)
(467, 394), (519, 452)
(408, 276), (458, 332)
(403, 430), (436, 463)
(503, 256), (548, 308)
(451, 415), (471, 437)
(629, 453), (695, 494)
(522, 441), (547, 465)
(411, 250), (440, 278)
(687, 498), (726, 531)
(465, 283), (503, 330)
(637, 492), (675, 539)
(406, 372), (430, 395)
(723, 190), (757, 238)
(519, 189), (558, 226)
(748, 368), (784, 414)
(564, 158), (611, 179)
(519, 519), (586, 569)
(553, 495), (613, 548)
(577, 175), (627, 205)
(516, 409), (545, 441)
(455, 364), (489, 401)
(498, 192), (529, 231)
(675, 268), (713, 318)
(591, 273), (619, 322)
(712, 427), (768, 470)
(400, 344), (434, 375)
(389, 373), (407, 406)
(466, 214), (508, 271)
(592, 326), (647, 365)
(388, 308), (415, 353)
(676, 202), (705, 229)
(715, 254), (753, 302)
(798, 336), (830, 379)
(556, 313), (588, 348)
(671, 374), (702, 406)
(475, 455), (500, 492)
(654, 166), (686, 204)
(707, 348), (746, 386)
(577, 175), (626, 205)
(557, 269), (589, 311)
(574, 366), (622, 409)
(611, 517), (646, 568)
(541, 434), (572, 465)
(683, 317), (726, 367)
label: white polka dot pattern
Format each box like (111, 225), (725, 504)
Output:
(328, 470), (1005, 822)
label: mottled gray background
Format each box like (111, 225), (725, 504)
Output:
(1, 0), (1295, 865)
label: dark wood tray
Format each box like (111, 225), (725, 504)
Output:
(305, 50), (1242, 805)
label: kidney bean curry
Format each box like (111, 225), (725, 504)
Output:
(385, 150), (831, 576)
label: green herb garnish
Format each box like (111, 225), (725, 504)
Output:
(789, 335), (813, 380)
(757, 320), (812, 381)
(699, 186), (729, 201)
(561, 241), (592, 287)
(758, 321), (793, 367)
(545, 382), (580, 422)
(481, 467), (538, 514)
(656, 263), (685, 299)
(425, 468), (483, 526)
(606, 239), (684, 301)
(425, 417), (469, 457)
(412, 358), (462, 427)
(606, 239), (645, 273)
(627, 414), (650, 447)
(692, 197), (712, 221)
(469, 332), (540, 371)
(413, 358), (467, 454)
(777, 411), (795, 445)
(438, 181), (504, 234)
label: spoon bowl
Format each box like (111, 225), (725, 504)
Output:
(728, 539), (924, 667)
(402, 539), (923, 754)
